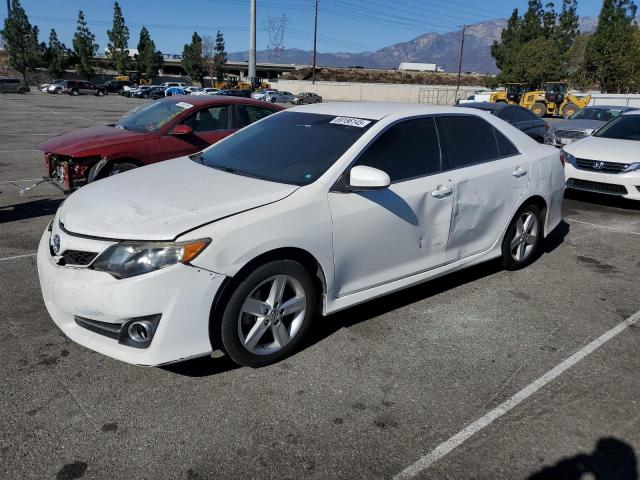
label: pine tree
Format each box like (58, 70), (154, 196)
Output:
(72, 10), (99, 79)
(182, 31), (204, 85)
(0, 0), (40, 83)
(556, 0), (580, 52)
(585, 0), (639, 92)
(106, 1), (130, 74)
(213, 30), (227, 83)
(45, 28), (65, 78)
(136, 26), (162, 79)
(520, 0), (545, 43)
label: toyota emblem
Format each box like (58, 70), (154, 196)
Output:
(594, 161), (605, 170)
(52, 234), (61, 254)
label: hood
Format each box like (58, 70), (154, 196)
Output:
(551, 119), (606, 132)
(58, 157), (298, 240)
(564, 136), (640, 163)
(38, 125), (149, 156)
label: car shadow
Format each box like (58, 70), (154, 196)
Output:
(359, 189), (419, 226)
(565, 189), (640, 211)
(527, 437), (637, 480)
(0, 198), (64, 224)
(167, 222), (569, 377)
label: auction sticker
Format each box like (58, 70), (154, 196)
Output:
(175, 102), (194, 109)
(330, 116), (371, 128)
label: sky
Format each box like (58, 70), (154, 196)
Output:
(4, 0), (609, 55)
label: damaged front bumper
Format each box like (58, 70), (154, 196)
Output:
(43, 153), (100, 193)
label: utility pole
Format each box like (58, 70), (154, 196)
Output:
(248, 0), (256, 85)
(455, 25), (466, 103)
(312, 0), (318, 84)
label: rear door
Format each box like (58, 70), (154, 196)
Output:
(328, 117), (454, 296)
(436, 114), (531, 262)
(157, 104), (233, 161)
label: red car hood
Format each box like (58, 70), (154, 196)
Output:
(38, 125), (150, 156)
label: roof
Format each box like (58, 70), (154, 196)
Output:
(160, 95), (282, 109)
(290, 102), (490, 120)
(458, 101), (512, 111)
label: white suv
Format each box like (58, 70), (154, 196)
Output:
(37, 103), (564, 367)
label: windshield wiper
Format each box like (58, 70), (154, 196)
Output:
(206, 163), (268, 181)
(189, 151), (204, 164)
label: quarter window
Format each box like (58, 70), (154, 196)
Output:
(437, 115), (500, 169)
(494, 128), (520, 157)
(354, 117), (441, 182)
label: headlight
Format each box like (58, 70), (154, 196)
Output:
(560, 149), (576, 166)
(624, 162), (640, 172)
(92, 239), (210, 279)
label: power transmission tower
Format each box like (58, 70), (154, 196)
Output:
(264, 14), (289, 63)
(455, 25), (467, 103)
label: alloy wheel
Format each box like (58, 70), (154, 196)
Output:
(237, 275), (306, 355)
(510, 212), (539, 262)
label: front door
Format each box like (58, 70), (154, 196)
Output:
(157, 104), (234, 162)
(435, 115), (530, 262)
(329, 117), (453, 296)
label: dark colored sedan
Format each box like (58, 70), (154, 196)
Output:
(457, 102), (548, 143)
(216, 89), (252, 98)
(38, 96), (283, 192)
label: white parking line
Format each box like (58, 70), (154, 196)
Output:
(0, 253), (37, 262)
(394, 310), (640, 479)
(566, 218), (640, 236)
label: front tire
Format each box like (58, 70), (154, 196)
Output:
(219, 260), (316, 367)
(270, 97), (277, 103)
(501, 204), (543, 270)
(530, 102), (546, 118)
(71, 89), (79, 96)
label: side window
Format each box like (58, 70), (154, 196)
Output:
(183, 105), (231, 132)
(237, 105), (276, 128)
(501, 107), (536, 122)
(493, 128), (520, 158)
(437, 115), (500, 169)
(354, 117), (441, 183)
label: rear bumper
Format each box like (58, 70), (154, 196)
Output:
(37, 228), (227, 366)
(565, 163), (640, 200)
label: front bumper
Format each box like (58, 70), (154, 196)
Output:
(36, 227), (227, 366)
(564, 163), (640, 200)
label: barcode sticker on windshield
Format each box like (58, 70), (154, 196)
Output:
(330, 116), (371, 128)
(175, 102), (193, 109)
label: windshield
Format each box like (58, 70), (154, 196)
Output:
(594, 115), (640, 141)
(116, 100), (193, 132)
(571, 107), (626, 121)
(198, 112), (376, 185)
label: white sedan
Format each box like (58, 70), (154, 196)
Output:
(37, 103), (564, 367)
(561, 110), (640, 200)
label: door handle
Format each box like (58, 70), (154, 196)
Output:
(431, 186), (453, 198)
(512, 167), (528, 178)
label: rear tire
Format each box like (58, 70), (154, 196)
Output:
(96, 90), (104, 97)
(501, 204), (543, 270)
(71, 89), (79, 96)
(530, 102), (546, 118)
(562, 103), (578, 118)
(219, 260), (316, 368)
(270, 97), (277, 103)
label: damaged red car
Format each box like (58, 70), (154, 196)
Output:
(38, 96), (283, 192)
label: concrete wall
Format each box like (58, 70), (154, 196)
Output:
(274, 79), (485, 104)
(588, 93), (640, 108)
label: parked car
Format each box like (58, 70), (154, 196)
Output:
(48, 80), (105, 96)
(165, 86), (187, 96)
(290, 92), (323, 105)
(251, 88), (277, 100)
(160, 81), (187, 88)
(99, 79), (135, 94)
(262, 90), (295, 103)
(184, 86), (202, 94)
(192, 87), (221, 96)
(216, 89), (252, 98)
(561, 110), (640, 200)
(457, 102), (548, 143)
(545, 105), (637, 147)
(37, 103), (564, 367)
(129, 86), (154, 98)
(0, 77), (30, 94)
(38, 96), (283, 192)
(46, 80), (66, 94)
(148, 86), (168, 100)
(39, 79), (64, 92)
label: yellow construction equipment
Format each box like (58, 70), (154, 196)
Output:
(489, 83), (528, 104)
(519, 82), (591, 118)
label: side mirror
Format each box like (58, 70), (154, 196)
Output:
(349, 165), (390, 191)
(171, 125), (193, 136)
(584, 128), (596, 136)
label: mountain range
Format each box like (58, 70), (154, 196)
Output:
(228, 16), (626, 74)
